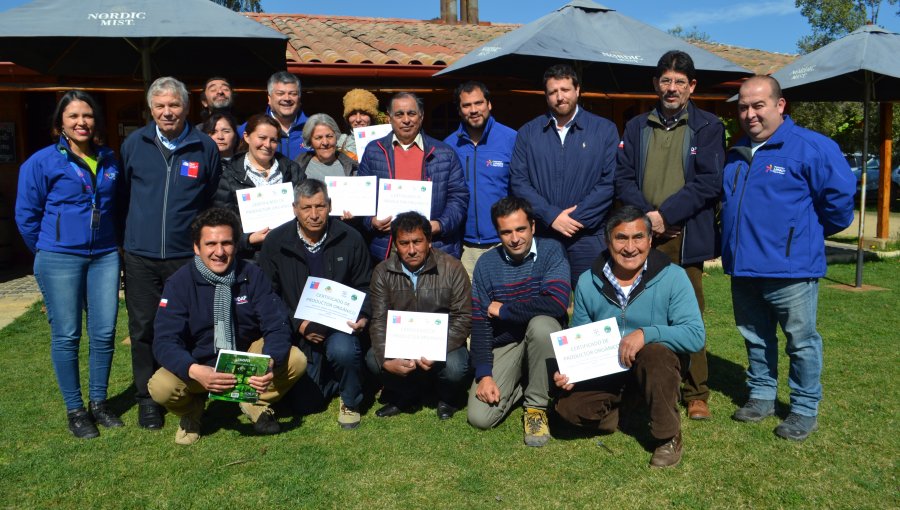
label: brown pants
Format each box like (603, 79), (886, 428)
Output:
(148, 339), (307, 417)
(653, 233), (709, 402)
(555, 343), (684, 440)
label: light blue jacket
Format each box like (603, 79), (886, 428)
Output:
(572, 250), (704, 354)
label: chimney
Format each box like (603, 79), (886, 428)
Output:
(441, 0), (478, 24)
(461, 0), (479, 24)
(440, 0), (457, 23)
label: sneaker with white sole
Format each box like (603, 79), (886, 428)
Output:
(338, 400), (361, 430)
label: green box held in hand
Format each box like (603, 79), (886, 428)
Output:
(208, 349), (271, 404)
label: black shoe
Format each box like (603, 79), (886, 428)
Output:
(436, 401), (457, 421)
(89, 400), (124, 428)
(375, 403), (418, 418)
(253, 408), (281, 435)
(138, 403), (164, 430)
(67, 408), (99, 439)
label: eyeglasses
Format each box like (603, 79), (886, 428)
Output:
(658, 77), (690, 88)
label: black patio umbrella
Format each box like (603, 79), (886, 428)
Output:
(0, 0), (288, 87)
(434, 0), (752, 91)
(770, 24), (900, 287)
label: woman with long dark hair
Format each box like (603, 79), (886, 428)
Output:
(15, 90), (123, 439)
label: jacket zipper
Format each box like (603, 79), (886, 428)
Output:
(733, 162), (751, 267)
(785, 227), (794, 257)
(157, 146), (173, 259)
(470, 146), (481, 242)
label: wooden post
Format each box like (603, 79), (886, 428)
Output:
(876, 102), (892, 239)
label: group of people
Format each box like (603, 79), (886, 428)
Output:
(15, 49), (856, 468)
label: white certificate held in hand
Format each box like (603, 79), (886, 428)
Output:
(353, 123), (393, 160)
(294, 277), (365, 334)
(376, 179), (432, 220)
(326, 176), (377, 217)
(551, 317), (627, 384)
(384, 310), (448, 362)
(235, 183), (295, 233)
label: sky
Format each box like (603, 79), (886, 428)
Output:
(1, 0), (899, 54)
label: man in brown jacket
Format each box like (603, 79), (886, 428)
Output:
(366, 212), (471, 420)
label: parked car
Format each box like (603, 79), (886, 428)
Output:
(892, 164), (900, 202)
(845, 153), (880, 201)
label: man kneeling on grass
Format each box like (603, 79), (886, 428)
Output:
(148, 208), (307, 445)
(553, 206), (704, 468)
(467, 197), (570, 447)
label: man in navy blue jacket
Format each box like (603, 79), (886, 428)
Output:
(615, 51), (723, 421)
(510, 64), (619, 285)
(443, 81), (517, 278)
(119, 76), (221, 431)
(148, 208), (306, 445)
(723, 76), (854, 441)
(358, 92), (469, 262)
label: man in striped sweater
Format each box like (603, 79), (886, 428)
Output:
(467, 197), (571, 447)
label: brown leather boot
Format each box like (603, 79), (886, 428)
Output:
(650, 431), (683, 468)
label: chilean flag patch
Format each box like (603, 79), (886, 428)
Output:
(180, 161), (200, 178)
(159, 298), (168, 308)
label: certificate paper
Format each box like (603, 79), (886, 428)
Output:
(551, 317), (627, 384)
(384, 310), (448, 362)
(376, 179), (432, 220)
(294, 277), (365, 334)
(353, 123), (393, 159)
(235, 183), (295, 233)
(326, 176), (377, 216)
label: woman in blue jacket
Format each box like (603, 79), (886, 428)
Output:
(15, 90), (123, 439)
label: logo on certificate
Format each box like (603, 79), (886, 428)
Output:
(557, 335), (568, 346)
(241, 193), (251, 202)
(309, 281), (319, 290)
(392, 315), (402, 324)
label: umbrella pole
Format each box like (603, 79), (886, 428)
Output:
(854, 71), (871, 288)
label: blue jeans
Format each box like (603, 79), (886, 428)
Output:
(302, 331), (364, 409)
(731, 277), (822, 417)
(34, 250), (120, 411)
(366, 346), (471, 406)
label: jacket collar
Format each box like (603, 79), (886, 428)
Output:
(140, 121), (205, 150)
(590, 248), (671, 303)
(384, 247), (439, 275)
(281, 218), (348, 258)
(190, 258), (250, 286)
(453, 115), (496, 145)
(542, 105), (582, 131)
(264, 106), (309, 132)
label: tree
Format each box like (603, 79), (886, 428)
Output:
(211, 0), (263, 13)
(795, 0), (897, 53)
(791, 1), (900, 159)
(667, 25), (711, 43)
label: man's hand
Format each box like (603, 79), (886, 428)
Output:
(347, 317), (368, 335)
(299, 320), (326, 344)
(429, 220), (442, 236)
(618, 329), (646, 368)
(487, 301), (503, 319)
(553, 371), (574, 391)
(475, 376), (501, 404)
(383, 358), (416, 376)
(646, 211), (666, 236)
(189, 363), (236, 392)
(551, 205), (583, 237)
(247, 370), (274, 393)
(371, 215), (392, 233)
(416, 357), (434, 371)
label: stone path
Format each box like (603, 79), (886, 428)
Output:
(0, 272), (41, 330)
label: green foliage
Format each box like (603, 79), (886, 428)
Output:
(666, 25), (711, 43)
(1, 262), (899, 508)
(719, 116), (740, 147)
(210, 0), (263, 13)
(795, 0), (899, 53)
(791, 102), (900, 158)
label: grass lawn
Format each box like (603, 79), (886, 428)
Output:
(1, 260), (897, 509)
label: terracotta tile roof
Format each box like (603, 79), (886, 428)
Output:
(248, 13), (797, 75)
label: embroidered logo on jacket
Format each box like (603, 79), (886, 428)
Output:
(180, 161), (200, 178)
(234, 295), (248, 305)
(765, 164), (786, 175)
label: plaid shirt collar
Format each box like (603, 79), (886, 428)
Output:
(602, 259), (648, 307)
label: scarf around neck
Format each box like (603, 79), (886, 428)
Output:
(193, 255), (236, 352)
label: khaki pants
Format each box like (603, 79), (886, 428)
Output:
(148, 339), (307, 417)
(466, 316), (561, 429)
(461, 242), (500, 281)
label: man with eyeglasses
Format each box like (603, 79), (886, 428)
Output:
(615, 50), (724, 422)
(358, 92), (469, 263)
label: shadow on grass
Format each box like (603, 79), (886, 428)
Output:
(706, 352), (748, 407)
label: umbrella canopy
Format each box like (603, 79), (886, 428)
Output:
(435, 0), (752, 91)
(770, 25), (900, 101)
(0, 0), (288, 85)
(769, 24), (900, 288)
